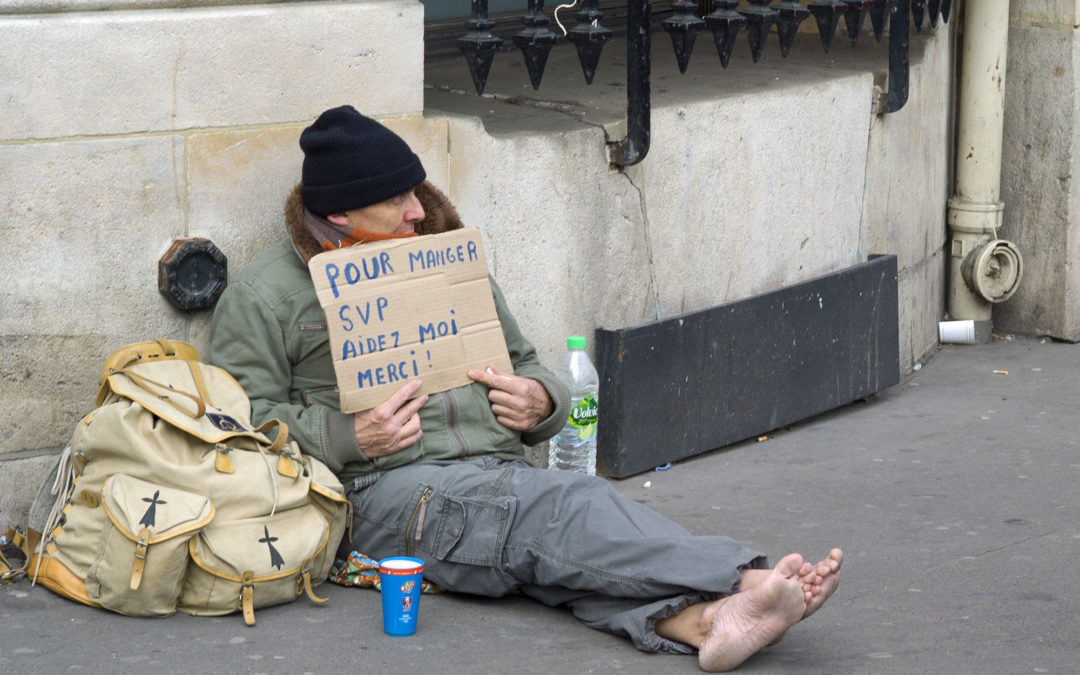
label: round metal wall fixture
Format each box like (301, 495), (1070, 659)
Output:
(158, 237), (228, 311)
(961, 239), (1023, 303)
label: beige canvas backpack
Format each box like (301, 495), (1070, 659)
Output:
(26, 339), (349, 625)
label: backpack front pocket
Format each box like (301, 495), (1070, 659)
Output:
(179, 503), (331, 625)
(89, 473), (214, 616)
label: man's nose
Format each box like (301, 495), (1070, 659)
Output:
(404, 192), (425, 223)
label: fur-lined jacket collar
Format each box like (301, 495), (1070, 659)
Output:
(284, 181), (466, 263)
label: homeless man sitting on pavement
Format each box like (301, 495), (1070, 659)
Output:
(208, 105), (842, 672)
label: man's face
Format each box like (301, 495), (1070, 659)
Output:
(328, 188), (426, 235)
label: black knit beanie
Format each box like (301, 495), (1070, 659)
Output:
(299, 105), (427, 216)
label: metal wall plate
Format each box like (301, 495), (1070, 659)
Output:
(158, 238), (228, 311)
(595, 255), (900, 478)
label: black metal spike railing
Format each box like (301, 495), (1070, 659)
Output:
(741, 0), (778, 63)
(513, 1), (561, 89)
(868, 0), (896, 43)
(662, 2), (705, 73)
(457, 1), (503, 96)
(566, 1), (613, 84)
(705, 1), (745, 68)
(611, 0), (651, 166)
(884, 0), (909, 112)
(775, 1), (811, 58)
(457, 0), (948, 167)
(842, 1), (870, 46)
(912, 0), (926, 32)
(808, 0), (847, 52)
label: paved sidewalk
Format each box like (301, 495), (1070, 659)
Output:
(2, 336), (1078, 674)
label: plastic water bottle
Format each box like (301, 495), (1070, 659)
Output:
(549, 335), (599, 475)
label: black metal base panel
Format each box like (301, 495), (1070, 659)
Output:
(595, 255), (899, 478)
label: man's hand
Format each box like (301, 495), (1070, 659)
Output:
(467, 365), (553, 431)
(353, 379), (429, 459)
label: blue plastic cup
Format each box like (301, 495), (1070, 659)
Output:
(378, 557), (425, 636)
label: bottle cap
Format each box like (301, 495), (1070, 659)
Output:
(566, 335), (586, 350)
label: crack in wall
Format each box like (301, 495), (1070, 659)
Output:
(614, 165), (661, 322)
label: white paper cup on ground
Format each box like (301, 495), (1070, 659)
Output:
(939, 320), (976, 344)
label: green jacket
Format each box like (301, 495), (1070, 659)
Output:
(208, 183), (569, 485)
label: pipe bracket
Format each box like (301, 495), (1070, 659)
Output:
(960, 239), (1023, 304)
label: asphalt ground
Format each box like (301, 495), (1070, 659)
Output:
(2, 335), (1078, 674)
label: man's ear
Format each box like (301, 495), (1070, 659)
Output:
(326, 212), (349, 227)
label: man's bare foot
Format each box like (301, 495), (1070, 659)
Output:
(798, 548), (842, 620)
(697, 553), (807, 672)
(738, 560), (813, 593)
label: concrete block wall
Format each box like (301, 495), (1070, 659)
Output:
(1, 0), (958, 529)
(998, 2), (1080, 340)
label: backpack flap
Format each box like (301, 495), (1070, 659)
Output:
(181, 503), (331, 625)
(96, 339), (202, 407)
(91, 473), (214, 616)
(102, 359), (280, 448)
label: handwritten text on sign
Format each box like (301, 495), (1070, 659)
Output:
(308, 228), (512, 413)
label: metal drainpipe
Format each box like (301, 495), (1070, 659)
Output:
(946, 0), (1023, 341)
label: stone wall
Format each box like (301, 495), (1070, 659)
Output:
(998, 2), (1080, 340)
(1, 1), (959, 528)
(0, 0), (425, 527)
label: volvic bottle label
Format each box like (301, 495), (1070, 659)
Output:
(568, 395), (598, 440)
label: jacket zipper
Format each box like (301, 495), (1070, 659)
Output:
(440, 391), (469, 458)
(405, 486), (433, 556)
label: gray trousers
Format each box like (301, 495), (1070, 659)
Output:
(339, 457), (766, 654)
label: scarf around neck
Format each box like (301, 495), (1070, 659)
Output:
(303, 208), (418, 251)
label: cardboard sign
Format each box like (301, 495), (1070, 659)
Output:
(308, 228), (512, 413)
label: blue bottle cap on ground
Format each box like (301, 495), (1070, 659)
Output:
(567, 335), (587, 350)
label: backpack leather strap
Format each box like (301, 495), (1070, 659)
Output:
(129, 529), (151, 590)
(253, 419), (290, 454)
(300, 558), (328, 604)
(240, 571), (256, 626)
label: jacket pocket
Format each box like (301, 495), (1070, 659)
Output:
(89, 473), (214, 616)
